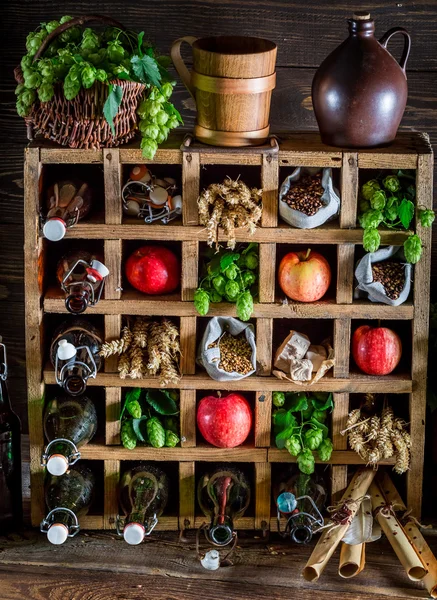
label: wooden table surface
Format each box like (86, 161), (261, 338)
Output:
(0, 528), (435, 600)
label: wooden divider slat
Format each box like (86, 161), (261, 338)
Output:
(104, 239), (122, 300)
(333, 319), (351, 378)
(182, 152), (200, 226)
(261, 152), (279, 227)
(258, 243), (276, 303)
(179, 462), (196, 530)
(340, 153), (358, 229)
(255, 462), (271, 531)
(255, 391), (272, 448)
(103, 460), (120, 530)
(104, 315), (122, 373)
(331, 392), (350, 503)
(181, 241), (198, 302)
(180, 317), (197, 375)
(105, 387), (122, 445)
(256, 318), (273, 376)
(336, 245), (355, 304)
(180, 390), (196, 448)
(104, 148), (122, 225)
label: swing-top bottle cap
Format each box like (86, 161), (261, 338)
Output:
(123, 522), (145, 545)
(47, 523), (69, 545)
(46, 454), (69, 476)
(57, 339), (76, 361)
(89, 259), (109, 278)
(200, 549), (220, 571)
(43, 217), (67, 241)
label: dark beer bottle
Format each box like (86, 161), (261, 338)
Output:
(0, 338), (22, 533)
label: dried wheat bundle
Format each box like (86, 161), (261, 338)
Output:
(198, 176), (263, 249)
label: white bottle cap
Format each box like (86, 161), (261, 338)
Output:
(57, 339), (77, 361)
(46, 454), (69, 476)
(47, 523), (69, 545)
(200, 549), (220, 570)
(171, 195), (182, 213)
(149, 186), (168, 206)
(43, 218), (67, 242)
(124, 199), (141, 216)
(90, 259), (109, 278)
(123, 522), (146, 545)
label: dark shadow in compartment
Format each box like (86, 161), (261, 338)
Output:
(43, 384), (105, 447)
(200, 164), (261, 193)
(195, 390), (255, 448)
(121, 240), (182, 302)
(275, 244), (337, 304)
(119, 461), (179, 519)
(44, 239), (105, 301)
(353, 245), (413, 305)
(40, 163), (105, 225)
(195, 316), (256, 377)
(195, 462), (255, 521)
(121, 163), (183, 226)
(278, 166), (341, 228)
(349, 319), (411, 377)
(80, 459), (104, 516)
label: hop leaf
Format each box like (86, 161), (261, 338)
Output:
(131, 54), (162, 87)
(363, 228), (381, 253)
(297, 448), (315, 475)
(103, 83), (123, 136)
(398, 198), (415, 230)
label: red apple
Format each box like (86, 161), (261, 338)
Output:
(278, 249), (331, 302)
(197, 393), (252, 448)
(125, 245), (180, 295)
(352, 325), (402, 375)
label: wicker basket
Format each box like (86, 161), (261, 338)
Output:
(15, 15), (146, 149)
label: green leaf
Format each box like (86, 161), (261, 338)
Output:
(398, 198), (415, 229)
(132, 416), (149, 442)
(220, 252), (240, 272)
(272, 409), (297, 434)
(286, 392), (308, 413)
(309, 416), (329, 439)
(311, 392), (334, 412)
(137, 31), (144, 57)
(120, 388), (142, 420)
(131, 54), (161, 87)
(207, 254), (222, 277)
(275, 424), (297, 449)
(145, 389), (179, 415)
(103, 83), (123, 136)
(242, 242), (258, 255)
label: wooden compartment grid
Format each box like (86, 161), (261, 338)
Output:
(24, 132), (433, 532)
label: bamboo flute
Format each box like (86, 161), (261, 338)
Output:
(302, 468), (376, 582)
(338, 542), (365, 578)
(378, 472), (437, 597)
(370, 478), (427, 581)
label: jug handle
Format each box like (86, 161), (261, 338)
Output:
(170, 36), (198, 100)
(379, 27), (411, 73)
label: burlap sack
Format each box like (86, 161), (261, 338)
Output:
(354, 246), (411, 306)
(279, 167), (340, 229)
(197, 317), (256, 382)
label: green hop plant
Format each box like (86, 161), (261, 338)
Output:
(194, 288), (210, 316)
(212, 275), (227, 296)
(272, 392), (285, 407)
(16, 100), (29, 117)
(81, 64), (96, 89)
(304, 427), (324, 451)
(419, 208), (435, 228)
(385, 198), (399, 222)
(95, 69), (107, 82)
(165, 430), (180, 447)
(236, 291), (253, 321)
(126, 398), (142, 419)
(20, 89), (36, 107)
(370, 190), (386, 211)
(140, 138), (158, 160)
(21, 55), (33, 70)
(224, 264), (239, 280)
(404, 234), (422, 264)
(107, 40), (126, 64)
(245, 252), (259, 270)
(15, 83), (25, 96)
(285, 435), (302, 457)
(297, 448), (315, 475)
(24, 72), (42, 90)
(361, 179), (381, 201)
(241, 271), (257, 289)
(383, 175), (401, 193)
(45, 20), (60, 34)
(363, 228), (381, 253)
(121, 420), (137, 450)
(359, 198), (371, 213)
(144, 124), (160, 140)
(225, 280), (240, 301)
(164, 417), (179, 435)
(312, 409), (327, 423)
(161, 82), (174, 99)
(155, 110), (169, 127)
(147, 417), (166, 448)
(318, 438), (333, 462)
(359, 209), (384, 230)
(209, 290), (222, 303)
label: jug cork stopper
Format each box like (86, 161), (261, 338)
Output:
(353, 11), (371, 20)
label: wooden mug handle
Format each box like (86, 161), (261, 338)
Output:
(170, 36), (198, 99)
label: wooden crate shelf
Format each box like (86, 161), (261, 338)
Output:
(25, 131), (433, 534)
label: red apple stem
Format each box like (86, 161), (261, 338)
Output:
(217, 391), (221, 398)
(304, 248), (311, 261)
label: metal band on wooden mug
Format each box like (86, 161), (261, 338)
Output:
(191, 71), (276, 94)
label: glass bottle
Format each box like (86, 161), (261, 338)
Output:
(274, 469), (326, 544)
(41, 395), (98, 476)
(197, 465), (250, 546)
(117, 463), (169, 545)
(56, 250), (109, 314)
(41, 463), (95, 545)
(43, 180), (93, 242)
(50, 319), (103, 396)
(0, 338), (22, 533)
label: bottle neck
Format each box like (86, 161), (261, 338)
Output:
(0, 378), (12, 411)
(348, 18), (375, 38)
(65, 286), (90, 314)
(209, 516), (234, 546)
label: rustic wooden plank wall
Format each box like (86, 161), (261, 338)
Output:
(0, 0), (436, 430)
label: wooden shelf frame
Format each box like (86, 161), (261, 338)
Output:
(24, 132), (433, 533)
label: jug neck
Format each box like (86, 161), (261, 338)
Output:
(348, 13), (375, 38)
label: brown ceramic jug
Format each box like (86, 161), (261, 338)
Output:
(312, 12), (411, 148)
